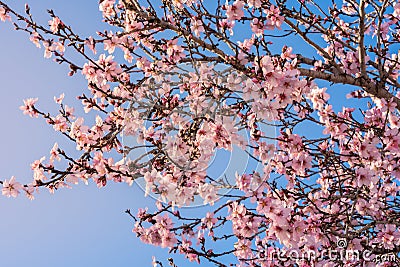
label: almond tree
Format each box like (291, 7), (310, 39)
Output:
(1, 0), (400, 266)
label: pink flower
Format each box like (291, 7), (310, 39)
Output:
(264, 5), (284, 30)
(29, 32), (41, 48)
(99, 0), (115, 18)
(356, 167), (377, 187)
(43, 41), (53, 58)
(103, 33), (119, 53)
(233, 239), (252, 259)
(96, 54), (122, 83)
(190, 18), (204, 36)
(394, 3), (400, 18)
(151, 256), (157, 267)
(54, 42), (65, 53)
(226, 0), (245, 21)
(50, 143), (61, 162)
(84, 36), (97, 54)
(198, 183), (217, 205)
(251, 18), (265, 36)
(48, 17), (62, 33)
(219, 19), (235, 35)
(161, 230), (177, 248)
(291, 152), (312, 175)
(82, 62), (97, 82)
(52, 114), (68, 132)
(202, 212), (217, 228)
(247, 0), (262, 8)
(23, 184), (35, 200)
(54, 93), (64, 104)
(165, 39), (185, 61)
(2, 176), (23, 198)
(19, 98), (39, 118)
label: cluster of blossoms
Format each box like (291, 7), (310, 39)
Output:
(2, 0), (400, 266)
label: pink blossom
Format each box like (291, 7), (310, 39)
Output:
(49, 143), (61, 162)
(198, 183), (217, 205)
(291, 152), (312, 175)
(251, 18), (265, 36)
(0, 7), (11, 22)
(19, 98), (39, 118)
(355, 167), (376, 187)
(233, 239), (252, 259)
(99, 0), (115, 18)
(43, 40), (53, 58)
(103, 33), (119, 53)
(54, 93), (64, 104)
(264, 5), (284, 29)
(190, 18), (204, 36)
(2, 176), (23, 198)
(82, 62), (97, 82)
(247, 0), (262, 8)
(219, 19), (235, 35)
(23, 184), (35, 200)
(201, 212), (217, 228)
(29, 32), (41, 48)
(165, 39), (185, 61)
(96, 54), (122, 82)
(394, 3), (400, 18)
(84, 36), (97, 54)
(225, 0), (245, 21)
(52, 114), (68, 132)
